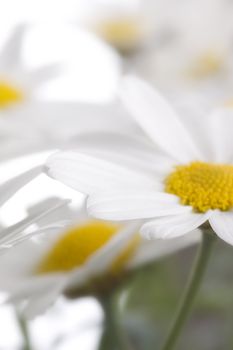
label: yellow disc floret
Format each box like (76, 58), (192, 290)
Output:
(223, 98), (233, 108)
(188, 51), (223, 79)
(165, 161), (233, 213)
(0, 81), (23, 108)
(95, 17), (143, 53)
(36, 221), (139, 275)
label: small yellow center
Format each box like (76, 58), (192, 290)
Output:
(0, 81), (23, 108)
(188, 52), (223, 79)
(36, 221), (139, 275)
(95, 18), (142, 53)
(165, 161), (233, 213)
(223, 98), (233, 108)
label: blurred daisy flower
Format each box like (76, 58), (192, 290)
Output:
(136, 0), (233, 93)
(90, 11), (146, 56)
(78, 0), (172, 57)
(0, 200), (199, 318)
(80, 0), (146, 55)
(47, 76), (233, 246)
(0, 25), (58, 110)
(0, 24), (126, 161)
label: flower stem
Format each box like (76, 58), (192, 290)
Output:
(15, 310), (32, 350)
(98, 295), (134, 350)
(161, 230), (216, 350)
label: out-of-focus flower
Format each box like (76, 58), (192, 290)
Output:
(0, 26), (58, 110)
(78, 0), (170, 56)
(79, 1), (145, 55)
(84, 0), (233, 100)
(0, 202), (199, 318)
(133, 0), (233, 94)
(0, 25), (127, 162)
(91, 13), (146, 56)
(47, 75), (233, 246)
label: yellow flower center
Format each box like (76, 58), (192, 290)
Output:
(95, 18), (142, 53)
(188, 52), (223, 79)
(0, 81), (23, 108)
(165, 161), (233, 213)
(36, 221), (139, 275)
(223, 98), (233, 108)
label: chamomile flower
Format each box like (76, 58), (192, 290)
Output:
(0, 202), (199, 318)
(78, 0), (173, 57)
(0, 25), (58, 160)
(47, 75), (233, 246)
(79, 0), (148, 55)
(0, 25), (58, 110)
(0, 24), (129, 161)
(136, 0), (233, 93)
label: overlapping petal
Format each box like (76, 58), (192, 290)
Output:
(87, 191), (191, 220)
(120, 75), (201, 163)
(70, 132), (174, 177)
(46, 151), (156, 194)
(209, 211), (233, 245)
(141, 211), (212, 239)
(0, 166), (41, 207)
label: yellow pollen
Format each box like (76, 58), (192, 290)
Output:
(0, 81), (23, 108)
(165, 161), (233, 213)
(223, 98), (233, 108)
(188, 52), (223, 79)
(36, 221), (139, 275)
(95, 17), (142, 53)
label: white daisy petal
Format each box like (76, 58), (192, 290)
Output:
(207, 109), (233, 163)
(141, 211), (212, 239)
(0, 166), (41, 207)
(29, 101), (139, 140)
(182, 108), (233, 163)
(120, 75), (201, 162)
(0, 25), (25, 70)
(7, 275), (66, 302)
(87, 191), (191, 221)
(177, 105), (214, 162)
(128, 229), (201, 268)
(46, 151), (156, 194)
(70, 132), (174, 177)
(209, 211), (233, 245)
(0, 199), (69, 248)
(21, 280), (67, 319)
(28, 64), (61, 87)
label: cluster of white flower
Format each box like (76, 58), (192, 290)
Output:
(1, 1), (233, 348)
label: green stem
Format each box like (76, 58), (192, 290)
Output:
(161, 230), (216, 350)
(15, 311), (32, 350)
(98, 295), (134, 350)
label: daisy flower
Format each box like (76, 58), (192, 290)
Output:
(46, 75), (233, 246)
(0, 25), (59, 160)
(0, 25), (132, 161)
(0, 201), (199, 318)
(78, 0), (148, 55)
(77, 0), (174, 57)
(135, 0), (233, 93)
(0, 25), (58, 110)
